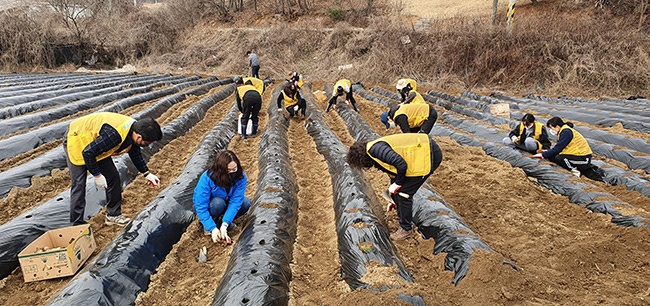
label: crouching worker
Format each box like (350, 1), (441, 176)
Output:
(326, 79), (359, 112)
(235, 76), (262, 139)
(194, 150), (251, 245)
(503, 113), (551, 154)
(277, 79), (307, 118)
(380, 103), (437, 134)
(346, 134), (443, 240)
(65, 113), (162, 226)
(533, 117), (604, 181)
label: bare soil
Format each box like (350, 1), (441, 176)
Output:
(0, 80), (648, 305)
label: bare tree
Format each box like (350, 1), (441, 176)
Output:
(47, 0), (108, 45)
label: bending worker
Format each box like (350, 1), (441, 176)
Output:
(533, 117), (603, 180)
(64, 112), (162, 226)
(380, 103), (437, 134)
(346, 134), (443, 240)
(503, 113), (551, 154)
(194, 150), (250, 245)
(326, 78), (359, 112)
(396, 78), (426, 104)
(243, 76), (265, 94)
(277, 78), (307, 118)
(234, 76), (262, 138)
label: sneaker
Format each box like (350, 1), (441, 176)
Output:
(105, 214), (131, 226)
(571, 168), (581, 177)
(390, 228), (413, 240)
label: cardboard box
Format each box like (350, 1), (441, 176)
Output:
(18, 224), (96, 283)
(490, 103), (510, 118)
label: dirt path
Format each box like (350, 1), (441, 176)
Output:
(401, 0), (497, 19)
(286, 101), (345, 304)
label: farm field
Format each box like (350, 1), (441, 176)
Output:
(0, 72), (648, 305)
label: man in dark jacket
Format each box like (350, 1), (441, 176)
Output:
(64, 113), (163, 226)
(346, 134), (443, 240)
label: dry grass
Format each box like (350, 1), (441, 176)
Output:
(0, 0), (649, 97)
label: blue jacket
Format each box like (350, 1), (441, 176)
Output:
(193, 170), (248, 232)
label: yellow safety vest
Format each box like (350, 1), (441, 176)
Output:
(67, 113), (135, 166)
(558, 125), (592, 156)
(333, 79), (351, 94)
(394, 104), (429, 128)
(282, 89), (299, 107)
(236, 84), (259, 100)
(366, 134), (432, 177)
(408, 91), (426, 104)
(517, 121), (544, 149)
(243, 77), (264, 94)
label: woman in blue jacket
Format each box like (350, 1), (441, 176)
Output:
(193, 150), (250, 244)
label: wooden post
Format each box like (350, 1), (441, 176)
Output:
(492, 0), (498, 25)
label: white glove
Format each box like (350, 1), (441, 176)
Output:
(145, 172), (160, 187)
(93, 175), (107, 189)
(220, 222), (232, 244)
(293, 105), (299, 112)
(277, 108), (283, 112)
(211, 228), (220, 243)
(386, 201), (397, 213)
(532, 153), (544, 159)
(388, 183), (402, 195)
(511, 136), (519, 144)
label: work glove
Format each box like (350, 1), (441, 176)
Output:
(388, 183), (402, 195)
(219, 222), (232, 244)
(145, 172), (160, 187)
(511, 136), (519, 144)
(211, 228), (220, 243)
(532, 153), (543, 159)
(277, 108), (283, 112)
(386, 201), (397, 213)
(93, 174), (107, 189)
(293, 105), (299, 112)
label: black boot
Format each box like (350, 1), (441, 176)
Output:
(251, 124), (258, 137)
(352, 102), (359, 112)
(325, 103), (333, 113)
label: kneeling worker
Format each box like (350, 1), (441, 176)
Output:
(503, 113), (551, 154)
(235, 77), (262, 138)
(326, 79), (359, 112)
(380, 103), (437, 134)
(346, 134), (443, 240)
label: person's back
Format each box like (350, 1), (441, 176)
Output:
(246, 51), (260, 78)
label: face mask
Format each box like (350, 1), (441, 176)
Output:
(549, 129), (557, 137)
(229, 173), (237, 181)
